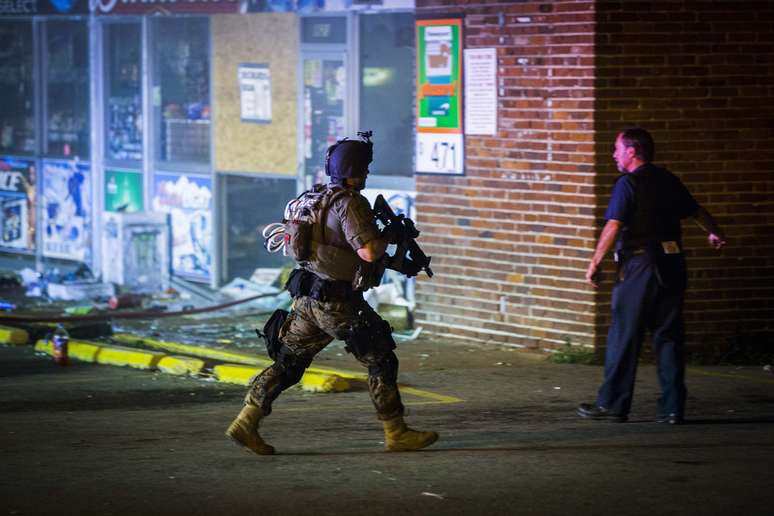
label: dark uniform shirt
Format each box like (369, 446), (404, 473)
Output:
(605, 163), (699, 252)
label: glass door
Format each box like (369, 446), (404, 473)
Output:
(301, 53), (347, 186)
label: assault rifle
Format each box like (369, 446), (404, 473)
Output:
(373, 194), (434, 278)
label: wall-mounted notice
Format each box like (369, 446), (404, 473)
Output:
(239, 64), (272, 123)
(415, 17), (464, 175)
(464, 48), (497, 135)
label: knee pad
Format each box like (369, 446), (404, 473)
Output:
(274, 345), (311, 388)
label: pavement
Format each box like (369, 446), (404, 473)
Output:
(2, 324), (774, 516)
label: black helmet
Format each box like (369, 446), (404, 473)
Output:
(325, 131), (373, 183)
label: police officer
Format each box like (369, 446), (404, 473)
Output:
(577, 127), (726, 424)
(226, 133), (438, 454)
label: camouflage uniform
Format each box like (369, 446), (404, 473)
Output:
(244, 187), (404, 420)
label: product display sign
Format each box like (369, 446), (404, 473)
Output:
(92, 0), (239, 15)
(0, 157), (35, 250)
(0, 0), (89, 15)
(105, 169), (143, 213)
(416, 17), (464, 175)
(41, 159), (91, 261)
(151, 172), (212, 282)
(239, 64), (272, 124)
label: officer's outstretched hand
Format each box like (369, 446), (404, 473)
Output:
(586, 262), (601, 289)
(708, 233), (726, 250)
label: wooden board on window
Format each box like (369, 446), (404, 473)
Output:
(212, 14), (298, 175)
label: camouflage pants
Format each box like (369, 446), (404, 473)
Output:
(244, 295), (404, 420)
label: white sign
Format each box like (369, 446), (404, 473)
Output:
(416, 132), (464, 175)
(464, 48), (498, 135)
(239, 64), (272, 123)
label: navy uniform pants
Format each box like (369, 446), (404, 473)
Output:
(596, 252), (687, 417)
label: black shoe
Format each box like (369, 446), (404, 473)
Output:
(655, 414), (683, 425)
(577, 403), (628, 422)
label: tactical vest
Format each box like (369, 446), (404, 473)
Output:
(283, 184), (362, 282)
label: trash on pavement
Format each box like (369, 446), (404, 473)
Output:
(47, 281), (116, 301)
(249, 268), (283, 287)
(64, 305), (94, 315)
(218, 277), (291, 313)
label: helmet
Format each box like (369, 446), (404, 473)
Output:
(325, 131), (373, 183)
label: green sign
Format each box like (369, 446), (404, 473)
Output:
(105, 169), (143, 212)
(416, 18), (463, 132)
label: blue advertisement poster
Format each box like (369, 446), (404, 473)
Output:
(41, 159), (91, 261)
(152, 172), (212, 281)
(0, 157), (35, 251)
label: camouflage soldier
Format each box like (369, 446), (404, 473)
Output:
(226, 132), (438, 454)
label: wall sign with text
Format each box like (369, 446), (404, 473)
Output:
(239, 64), (272, 124)
(415, 17), (464, 175)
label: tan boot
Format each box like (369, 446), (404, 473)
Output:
(383, 416), (438, 452)
(225, 404), (275, 455)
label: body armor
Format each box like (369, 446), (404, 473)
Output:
(283, 184), (362, 283)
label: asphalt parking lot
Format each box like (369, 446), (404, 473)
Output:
(2, 334), (774, 516)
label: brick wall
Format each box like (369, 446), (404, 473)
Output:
(414, 0), (599, 351)
(594, 1), (774, 352)
(414, 0), (774, 353)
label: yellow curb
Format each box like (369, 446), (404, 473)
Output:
(213, 364), (260, 385)
(96, 345), (165, 370)
(300, 373), (351, 393)
(35, 339), (102, 362)
(213, 363), (351, 393)
(112, 333), (274, 368)
(0, 325), (29, 346)
(113, 333), (462, 403)
(157, 355), (205, 376)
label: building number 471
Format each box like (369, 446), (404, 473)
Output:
(429, 141), (456, 170)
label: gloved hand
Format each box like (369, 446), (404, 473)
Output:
(380, 224), (403, 245)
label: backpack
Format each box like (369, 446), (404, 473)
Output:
(279, 184), (350, 262)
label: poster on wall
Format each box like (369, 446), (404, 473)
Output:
(0, 157), (35, 251)
(464, 48), (497, 135)
(41, 160), (91, 261)
(239, 64), (272, 123)
(105, 169), (144, 213)
(152, 173), (212, 282)
(416, 17), (464, 175)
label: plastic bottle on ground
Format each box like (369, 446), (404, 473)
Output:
(51, 324), (69, 367)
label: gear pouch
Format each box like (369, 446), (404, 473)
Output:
(256, 309), (290, 360)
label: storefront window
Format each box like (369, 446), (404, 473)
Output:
(104, 23), (142, 163)
(0, 21), (35, 156)
(45, 20), (90, 159)
(154, 17), (210, 165)
(359, 13), (415, 177)
(223, 174), (294, 282)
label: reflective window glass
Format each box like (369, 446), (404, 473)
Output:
(223, 175), (295, 282)
(0, 21), (35, 155)
(303, 57), (346, 184)
(359, 13), (415, 177)
(45, 20), (90, 159)
(155, 18), (210, 165)
(105, 23), (142, 163)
